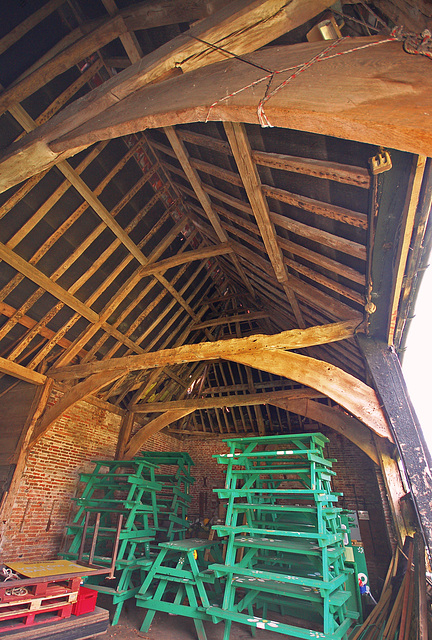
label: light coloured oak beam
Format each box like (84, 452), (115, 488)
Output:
(228, 348), (392, 440)
(192, 311), (269, 330)
(124, 409), (194, 459)
(29, 370), (124, 449)
(130, 387), (323, 412)
(224, 121), (305, 326)
(139, 242), (233, 276)
(48, 319), (360, 380)
(0, 356), (47, 385)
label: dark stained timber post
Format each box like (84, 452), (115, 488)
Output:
(357, 334), (432, 555)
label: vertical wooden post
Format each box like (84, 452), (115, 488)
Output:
(358, 334), (432, 554)
(115, 410), (135, 460)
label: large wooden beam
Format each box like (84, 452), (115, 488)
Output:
(227, 348), (392, 440)
(192, 311), (269, 330)
(48, 320), (361, 380)
(0, 0), (334, 192)
(271, 397), (378, 464)
(124, 409), (194, 459)
(139, 242), (233, 276)
(224, 121), (305, 326)
(130, 387), (323, 412)
(28, 370), (124, 449)
(357, 334), (432, 553)
(1, 35), (427, 195)
(0, 356), (46, 385)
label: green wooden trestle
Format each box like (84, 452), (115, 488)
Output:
(60, 453), (195, 625)
(136, 538), (223, 640)
(207, 433), (361, 640)
(135, 452), (195, 541)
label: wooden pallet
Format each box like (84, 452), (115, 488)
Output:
(0, 600), (74, 632)
(0, 605), (109, 640)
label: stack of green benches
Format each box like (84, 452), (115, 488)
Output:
(61, 457), (163, 623)
(207, 433), (360, 640)
(135, 452), (195, 541)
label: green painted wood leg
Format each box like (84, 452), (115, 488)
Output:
(223, 619), (232, 640)
(193, 618), (208, 640)
(247, 604), (256, 637)
(140, 608), (156, 633)
(112, 601), (124, 626)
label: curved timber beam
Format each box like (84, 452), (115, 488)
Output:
(49, 320), (361, 381)
(229, 348), (393, 441)
(1, 36), (432, 192)
(124, 409), (194, 459)
(0, 0), (334, 193)
(271, 398), (379, 464)
(29, 370), (125, 449)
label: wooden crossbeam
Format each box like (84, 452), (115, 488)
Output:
(192, 311), (269, 330)
(130, 387), (323, 412)
(48, 319), (360, 380)
(0, 356), (46, 385)
(139, 242), (233, 276)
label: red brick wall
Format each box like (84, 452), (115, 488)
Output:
(0, 391), (180, 562)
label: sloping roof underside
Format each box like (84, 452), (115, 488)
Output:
(0, 0), (428, 436)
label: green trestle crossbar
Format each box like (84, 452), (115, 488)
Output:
(60, 452), (195, 625)
(134, 452), (195, 541)
(209, 432), (361, 640)
(136, 538), (223, 640)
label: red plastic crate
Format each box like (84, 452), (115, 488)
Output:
(72, 586), (98, 616)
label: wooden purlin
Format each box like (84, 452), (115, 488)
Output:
(156, 133), (366, 311)
(177, 127), (371, 188)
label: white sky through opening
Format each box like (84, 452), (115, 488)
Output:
(402, 262), (432, 454)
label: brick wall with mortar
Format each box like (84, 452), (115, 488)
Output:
(0, 390), (180, 562)
(183, 429), (392, 595)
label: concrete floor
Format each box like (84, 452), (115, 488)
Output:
(100, 596), (296, 640)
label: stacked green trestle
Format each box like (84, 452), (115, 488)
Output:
(207, 433), (360, 639)
(60, 453), (195, 624)
(135, 452), (195, 541)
